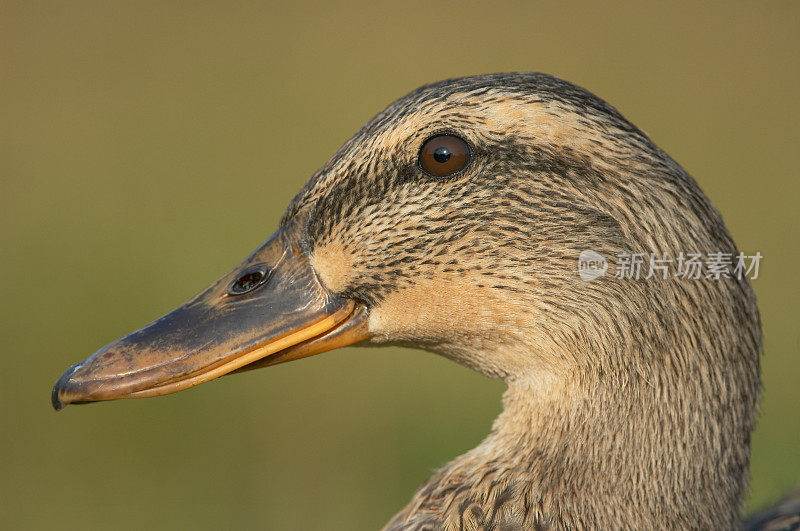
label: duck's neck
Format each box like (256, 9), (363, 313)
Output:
(388, 368), (749, 530)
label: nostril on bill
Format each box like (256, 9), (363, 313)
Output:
(227, 264), (272, 296)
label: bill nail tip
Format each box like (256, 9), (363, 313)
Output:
(51, 390), (66, 411)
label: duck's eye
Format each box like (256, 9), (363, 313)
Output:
(228, 265), (271, 296)
(419, 135), (471, 177)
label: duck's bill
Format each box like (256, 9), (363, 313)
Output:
(51, 217), (371, 410)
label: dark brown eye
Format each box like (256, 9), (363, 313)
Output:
(419, 135), (471, 177)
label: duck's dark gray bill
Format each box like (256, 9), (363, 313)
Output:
(51, 215), (370, 410)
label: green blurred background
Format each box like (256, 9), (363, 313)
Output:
(2, 2), (798, 529)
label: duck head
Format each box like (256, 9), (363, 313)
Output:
(52, 73), (760, 527)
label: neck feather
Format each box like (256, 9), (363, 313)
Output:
(387, 353), (754, 530)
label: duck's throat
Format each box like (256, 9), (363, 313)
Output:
(386, 373), (748, 530)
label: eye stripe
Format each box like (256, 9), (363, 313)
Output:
(419, 135), (471, 177)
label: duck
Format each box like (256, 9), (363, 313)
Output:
(52, 73), (797, 530)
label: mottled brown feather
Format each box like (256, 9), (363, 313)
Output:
(280, 73), (789, 529)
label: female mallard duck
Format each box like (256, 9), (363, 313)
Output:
(52, 73), (795, 530)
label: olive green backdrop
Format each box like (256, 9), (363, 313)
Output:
(2, 2), (798, 529)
